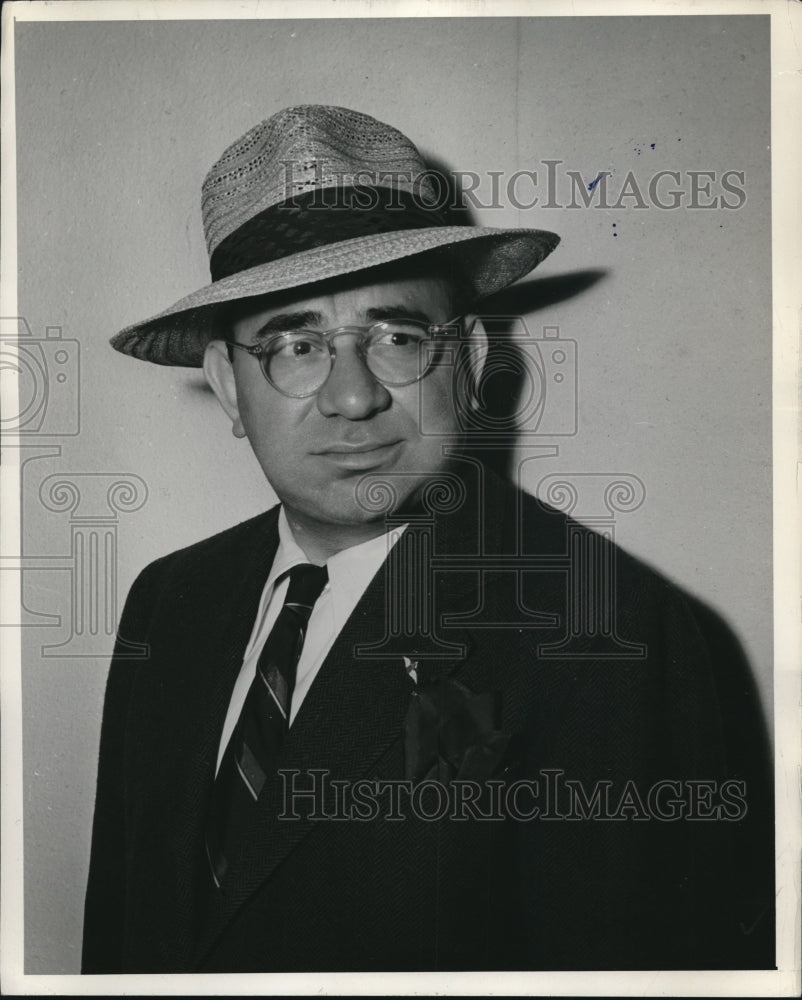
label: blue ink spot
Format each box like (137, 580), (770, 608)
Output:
(588, 172), (604, 192)
(650, 142), (656, 150)
(677, 137), (682, 142)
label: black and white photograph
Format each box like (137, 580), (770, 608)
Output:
(1, 0), (799, 994)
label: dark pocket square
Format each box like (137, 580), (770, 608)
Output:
(403, 675), (511, 783)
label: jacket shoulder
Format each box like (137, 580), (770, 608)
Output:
(116, 506), (280, 636)
(514, 478), (678, 601)
(141, 506), (279, 578)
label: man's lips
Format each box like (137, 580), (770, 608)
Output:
(312, 440), (403, 470)
(314, 440), (403, 455)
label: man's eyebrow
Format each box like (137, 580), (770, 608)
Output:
(363, 306), (433, 324)
(253, 311), (324, 339)
(251, 306), (435, 339)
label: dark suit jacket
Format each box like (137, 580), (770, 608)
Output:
(82, 468), (774, 973)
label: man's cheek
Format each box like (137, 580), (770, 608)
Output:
(415, 381), (460, 439)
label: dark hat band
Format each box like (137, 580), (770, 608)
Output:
(210, 186), (450, 282)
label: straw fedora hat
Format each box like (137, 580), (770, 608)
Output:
(110, 105), (560, 367)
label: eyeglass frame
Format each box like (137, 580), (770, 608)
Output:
(223, 315), (465, 398)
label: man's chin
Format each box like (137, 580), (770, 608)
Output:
(282, 480), (418, 531)
(322, 469), (455, 523)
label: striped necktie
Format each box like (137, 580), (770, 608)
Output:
(205, 562), (329, 889)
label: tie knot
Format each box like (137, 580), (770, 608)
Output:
(284, 562), (329, 612)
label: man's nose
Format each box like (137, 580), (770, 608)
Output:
(315, 343), (392, 420)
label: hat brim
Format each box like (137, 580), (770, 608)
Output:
(110, 225), (560, 367)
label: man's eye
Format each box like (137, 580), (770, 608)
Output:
(271, 335), (325, 360)
(374, 327), (426, 349)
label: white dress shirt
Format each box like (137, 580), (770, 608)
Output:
(215, 507), (406, 773)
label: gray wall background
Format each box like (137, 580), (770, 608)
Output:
(13, 15), (771, 973)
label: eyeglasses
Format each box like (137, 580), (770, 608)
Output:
(225, 316), (462, 398)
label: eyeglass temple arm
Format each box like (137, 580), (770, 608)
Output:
(430, 314), (467, 335)
(225, 340), (264, 356)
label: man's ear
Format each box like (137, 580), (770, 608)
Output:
(464, 315), (488, 410)
(203, 340), (247, 439)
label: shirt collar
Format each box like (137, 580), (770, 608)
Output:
(271, 506), (406, 630)
(264, 507), (314, 593)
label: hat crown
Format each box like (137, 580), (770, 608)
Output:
(201, 104), (437, 258)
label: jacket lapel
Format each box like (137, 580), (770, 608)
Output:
(161, 509), (280, 967)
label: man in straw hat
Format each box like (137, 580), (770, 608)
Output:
(82, 105), (773, 973)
